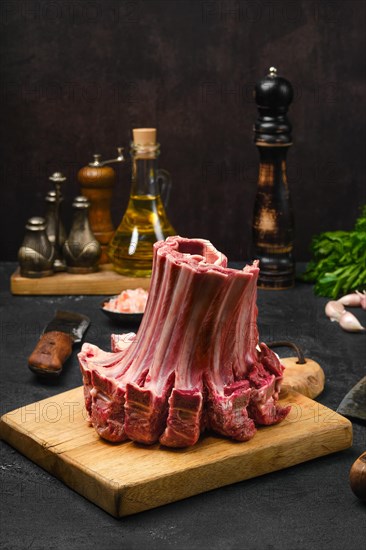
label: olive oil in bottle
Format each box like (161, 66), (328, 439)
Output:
(108, 128), (176, 277)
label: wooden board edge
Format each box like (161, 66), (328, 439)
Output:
(52, 452), (121, 516)
(10, 267), (151, 296)
(0, 414), (120, 517)
(0, 391), (354, 518)
(0, 415), (58, 473)
(117, 417), (353, 516)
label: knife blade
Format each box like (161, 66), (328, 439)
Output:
(337, 376), (366, 422)
(28, 310), (90, 376)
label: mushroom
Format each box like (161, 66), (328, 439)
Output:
(350, 451), (366, 502)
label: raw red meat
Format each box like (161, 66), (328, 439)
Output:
(78, 236), (290, 447)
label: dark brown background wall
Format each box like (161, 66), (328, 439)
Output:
(0, 0), (365, 261)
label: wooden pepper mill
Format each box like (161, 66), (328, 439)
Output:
(78, 148), (124, 264)
(252, 67), (295, 289)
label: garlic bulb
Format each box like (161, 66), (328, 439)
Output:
(338, 292), (364, 308)
(325, 301), (345, 322)
(356, 290), (366, 310)
(339, 311), (365, 333)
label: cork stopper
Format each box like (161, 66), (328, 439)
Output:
(132, 128), (157, 146)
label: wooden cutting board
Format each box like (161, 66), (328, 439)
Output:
(280, 357), (325, 399)
(0, 382), (351, 517)
(10, 265), (150, 295)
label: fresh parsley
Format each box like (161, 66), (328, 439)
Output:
(301, 205), (366, 299)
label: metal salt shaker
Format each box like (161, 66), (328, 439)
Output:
(63, 196), (102, 273)
(18, 217), (55, 277)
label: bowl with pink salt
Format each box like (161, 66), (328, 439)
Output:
(100, 287), (148, 324)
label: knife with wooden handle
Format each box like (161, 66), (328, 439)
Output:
(28, 310), (90, 376)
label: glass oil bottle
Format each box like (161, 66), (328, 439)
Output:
(108, 128), (176, 277)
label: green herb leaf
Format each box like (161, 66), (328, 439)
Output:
(301, 206), (366, 298)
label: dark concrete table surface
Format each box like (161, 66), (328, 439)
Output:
(1, 263), (365, 550)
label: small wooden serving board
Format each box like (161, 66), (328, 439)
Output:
(280, 357), (325, 399)
(11, 264), (150, 295)
(0, 385), (351, 517)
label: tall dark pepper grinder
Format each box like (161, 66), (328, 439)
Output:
(252, 67), (295, 289)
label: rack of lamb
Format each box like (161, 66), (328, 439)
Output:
(78, 236), (290, 448)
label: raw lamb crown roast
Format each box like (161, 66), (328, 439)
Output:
(78, 236), (290, 448)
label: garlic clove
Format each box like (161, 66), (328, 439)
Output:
(356, 290), (366, 310)
(339, 311), (365, 332)
(337, 292), (362, 307)
(325, 300), (345, 322)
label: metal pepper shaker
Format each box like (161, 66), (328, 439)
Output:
(18, 217), (55, 277)
(48, 172), (67, 272)
(45, 190), (67, 251)
(63, 196), (101, 273)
